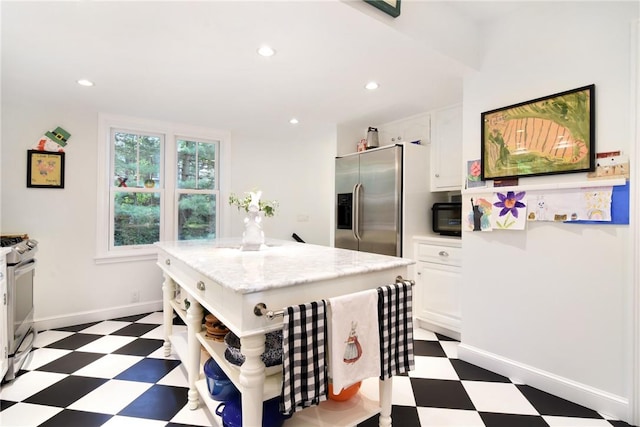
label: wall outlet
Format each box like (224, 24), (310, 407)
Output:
(131, 290), (140, 303)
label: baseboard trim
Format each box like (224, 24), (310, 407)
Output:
(458, 343), (630, 423)
(34, 300), (164, 331)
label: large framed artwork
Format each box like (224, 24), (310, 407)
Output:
(364, 0), (401, 18)
(27, 150), (65, 188)
(481, 84), (595, 180)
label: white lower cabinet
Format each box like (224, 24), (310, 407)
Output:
(413, 237), (462, 340)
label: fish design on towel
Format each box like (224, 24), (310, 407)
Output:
(343, 321), (362, 364)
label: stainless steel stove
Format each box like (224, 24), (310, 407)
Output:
(1, 235), (38, 382)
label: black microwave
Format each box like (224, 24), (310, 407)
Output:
(431, 203), (462, 236)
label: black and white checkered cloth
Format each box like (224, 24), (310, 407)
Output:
(280, 300), (328, 415)
(377, 281), (415, 379)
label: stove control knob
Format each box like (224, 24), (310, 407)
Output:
(15, 246), (26, 254)
(26, 240), (37, 248)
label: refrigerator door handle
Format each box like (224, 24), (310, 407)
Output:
(353, 183), (362, 241)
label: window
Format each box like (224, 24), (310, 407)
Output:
(97, 114), (229, 263)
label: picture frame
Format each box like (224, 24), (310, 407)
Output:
(481, 84), (595, 180)
(364, 0), (401, 18)
(27, 150), (65, 188)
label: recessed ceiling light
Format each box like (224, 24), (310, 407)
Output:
(289, 118), (299, 124)
(257, 46), (276, 57)
(365, 81), (379, 90)
(77, 79), (94, 87)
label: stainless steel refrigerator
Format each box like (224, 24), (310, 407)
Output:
(335, 145), (403, 257)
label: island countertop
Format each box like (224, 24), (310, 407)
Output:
(155, 238), (414, 294)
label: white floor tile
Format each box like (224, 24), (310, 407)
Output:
(101, 415), (168, 427)
(0, 402), (63, 427)
(170, 400), (219, 426)
(390, 375), (416, 407)
(0, 371), (67, 401)
(543, 416), (615, 426)
(32, 330), (74, 348)
(68, 379), (152, 414)
(75, 335), (137, 354)
(79, 320), (131, 335)
(409, 356), (459, 380)
(72, 354), (144, 378)
(440, 341), (459, 359)
(136, 311), (165, 324)
(141, 324), (169, 340)
(413, 327), (438, 341)
(156, 364), (189, 387)
(146, 346), (179, 360)
(21, 347), (71, 370)
(418, 407), (486, 426)
(462, 380), (539, 415)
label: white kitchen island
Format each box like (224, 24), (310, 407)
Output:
(156, 238), (413, 427)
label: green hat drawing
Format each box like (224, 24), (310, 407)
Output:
(45, 127), (70, 147)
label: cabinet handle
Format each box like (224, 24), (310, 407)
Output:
(435, 173), (440, 178)
(165, 259), (171, 265)
(438, 250), (449, 257)
(197, 281), (206, 291)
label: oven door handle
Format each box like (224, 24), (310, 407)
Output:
(14, 259), (37, 278)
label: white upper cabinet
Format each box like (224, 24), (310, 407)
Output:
(430, 104), (463, 192)
(379, 112), (431, 147)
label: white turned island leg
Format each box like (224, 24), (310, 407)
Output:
(186, 298), (203, 410)
(162, 273), (176, 357)
(379, 377), (393, 427)
(239, 334), (266, 427)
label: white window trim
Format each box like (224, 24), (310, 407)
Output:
(95, 113), (231, 264)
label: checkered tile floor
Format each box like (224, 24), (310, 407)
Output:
(0, 312), (635, 427)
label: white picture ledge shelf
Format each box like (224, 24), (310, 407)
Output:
(462, 178), (627, 195)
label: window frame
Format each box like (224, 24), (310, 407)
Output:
(96, 113), (231, 264)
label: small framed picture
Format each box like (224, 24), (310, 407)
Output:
(364, 0), (401, 18)
(27, 150), (65, 189)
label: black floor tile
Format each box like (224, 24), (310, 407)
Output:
(413, 340), (447, 357)
(0, 400), (18, 411)
(450, 359), (511, 383)
(36, 352), (105, 374)
(480, 412), (550, 427)
(435, 333), (458, 341)
(43, 333), (102, 350)
(52, 322), (101, 333)
(118, 384), (188, 421)
(516, 384), (603, 418)
(410, 378), (476, 410)
(112, 312), (153, 322)
(112, 338), (163, 356)
(115, 358), (182, 383)
(37, 409), (112, 427)
(111, 323), (159, 337)
(24, 376), (108, 407)
(610, 420), (637, 427)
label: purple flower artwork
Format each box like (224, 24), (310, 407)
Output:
(494, 191), (526, 217)
(491, 191), (527, 230)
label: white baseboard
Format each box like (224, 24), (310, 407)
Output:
(458, 343), (631, 423)
(34, 300), (164, 331)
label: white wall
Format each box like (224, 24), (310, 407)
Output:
(1, 102), (334, 328)
(459, 2), (638, 422)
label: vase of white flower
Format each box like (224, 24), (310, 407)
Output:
(229, 190), (278, 251)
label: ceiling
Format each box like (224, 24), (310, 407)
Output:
(1, 1), (519, 138)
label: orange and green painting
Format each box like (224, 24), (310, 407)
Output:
(481, 85), (593, 179)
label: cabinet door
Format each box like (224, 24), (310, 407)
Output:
(1, 258), (7, 380)
(415, 260), (461, 337)
(431, 105), (462, 192)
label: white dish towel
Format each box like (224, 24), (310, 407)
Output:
(328, 289), (380, 392)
